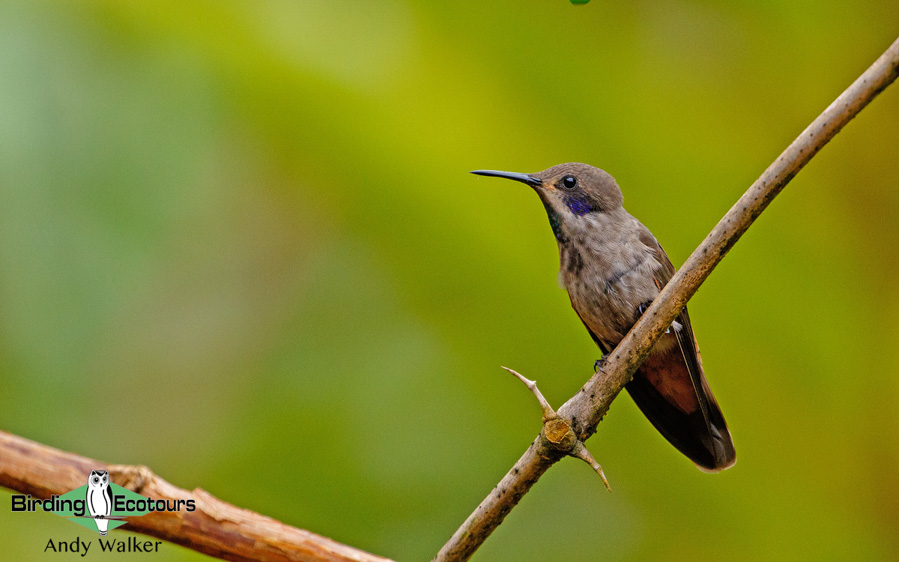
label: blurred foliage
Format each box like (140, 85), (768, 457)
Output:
(1, 1), (898, 560)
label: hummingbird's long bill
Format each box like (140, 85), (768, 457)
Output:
(470, 170), (542, 186)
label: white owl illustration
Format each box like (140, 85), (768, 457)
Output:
(86, 470), (113, 535)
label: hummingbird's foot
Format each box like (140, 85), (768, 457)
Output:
(593, 355), (609, 373)
(636, 300), (653, 317)
(637, 300), (675, 333)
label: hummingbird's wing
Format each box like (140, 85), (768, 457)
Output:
(622, 231), (736, 471)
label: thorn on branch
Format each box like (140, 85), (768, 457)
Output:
(502, 366), (556, 422)
(502, 366), (611, 490)
(572, 441), (611, 492)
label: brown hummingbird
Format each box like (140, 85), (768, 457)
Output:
(472, 163), (735, 471)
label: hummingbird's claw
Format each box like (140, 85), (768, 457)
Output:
(636, 300), (653, 317)
(593, 356), (608, 373)
(637, 300), (675, 333)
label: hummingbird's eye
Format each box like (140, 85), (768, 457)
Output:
(560, 175), (578, 190)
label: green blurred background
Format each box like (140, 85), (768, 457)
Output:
(1, 1), (898, 560)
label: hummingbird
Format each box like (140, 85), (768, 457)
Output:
(472, 163), (735, 472)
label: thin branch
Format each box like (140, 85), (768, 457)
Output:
(503, 366), (610, 491)
(435, 35), (899, 562)
(0, 431), (392, 562)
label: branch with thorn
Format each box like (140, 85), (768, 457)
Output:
(503, 367), (610, 491)
(434, 35), (899, 562)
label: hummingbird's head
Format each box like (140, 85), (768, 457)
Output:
(471, 162), (624, 241)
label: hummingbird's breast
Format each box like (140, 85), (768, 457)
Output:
(557, 212), (665, 349)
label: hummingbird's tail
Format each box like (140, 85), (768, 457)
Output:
(625, 333), (736, 471)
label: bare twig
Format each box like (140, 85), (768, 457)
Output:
(503, 366), (610, 490)
(0, 431), (392, 562)
(435, 36), (899, 562)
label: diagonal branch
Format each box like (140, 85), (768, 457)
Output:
(0, 431), (392, 562)
(435, 35), (899, 562)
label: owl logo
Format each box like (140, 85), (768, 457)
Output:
(86, 470), (113, 535)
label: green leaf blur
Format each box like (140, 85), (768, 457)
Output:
(1, 2), (897, 560)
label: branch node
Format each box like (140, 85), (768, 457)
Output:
(541, 418), (576, 452)
(108, 464), (154, 493)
